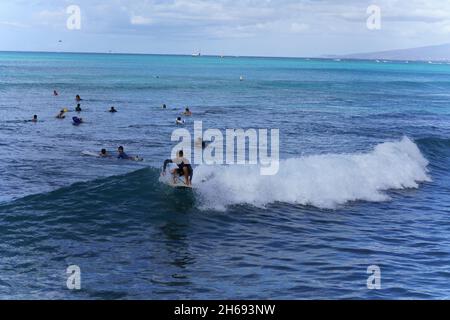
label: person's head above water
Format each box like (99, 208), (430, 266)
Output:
(178, 150), (184, 157)
(101, 149), (107, 155)
(177, 117), (182, 121)
(162, 104), (167, 108)
(118, 146), (124, 152)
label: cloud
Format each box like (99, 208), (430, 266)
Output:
(0, 21), (29, 28)
(130, 15), (153, 25)
(1, 0), (450, 56)
(6, 0), (450, 37)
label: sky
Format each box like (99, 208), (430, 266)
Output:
(1, 0), (450, 57)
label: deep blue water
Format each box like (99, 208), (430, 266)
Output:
(0, 52), (449, 299)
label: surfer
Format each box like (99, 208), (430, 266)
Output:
(109, 106), (117, 113)
(75, 95), (82, 102)
(176, 117), (185, 125)
(117, 146), (131, 160)
(163, 150), (193, 186)
(56, 110), (66, 119)
(75, 104), (82, 112)
(31, 115), (38, 123)
(72, 116), (83, 125)
(99, 149), (111, 158)
(195, 137), (210, 150)
(116, 146), (143, 161)
(162, 104), (167, 109)
(183, 107), (192, 116)
(53, 90), (58, 96)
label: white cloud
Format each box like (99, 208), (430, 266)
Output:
(34, 8), (67, 27)
(130, 15), (153, 25)
(2, 0), (450, 56)
(0, 21), (28, 28)
(37, 9), (66, 20)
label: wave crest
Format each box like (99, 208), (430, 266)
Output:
(193, 137), (431, 210)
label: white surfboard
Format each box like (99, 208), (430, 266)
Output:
(168, 179), (193, 189)
(129, 156), (144, 162)
(82, 150), (100, 157)
(81, 151), (143, 162)
(160, 170), (193, 189)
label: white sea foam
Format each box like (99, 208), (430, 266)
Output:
(192, 137), (431, 211)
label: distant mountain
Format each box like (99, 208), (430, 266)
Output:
(332, 43), (450, 61)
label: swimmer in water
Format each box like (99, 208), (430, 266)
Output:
(117, 146), (130, 160)
(75, 104), (82, 112)
(53, 90), (58, 96)
(176, 117), (185, 125)
(109, 106), (117, 113)
(56, 110), (66, 119)
(162, 104), (167, 109)
(195, 137), (210, 150)
(75, 95), (82, 102)
(72, 116), (83, 125)
(99, 149), (111, 158)
(31, 115), (38, 123)
(183, 107), (192, 116)
(116, 146), (143, 161)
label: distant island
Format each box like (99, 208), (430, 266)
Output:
(329, 43), (450, 62)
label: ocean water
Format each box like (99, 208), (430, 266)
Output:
(0, 52), (450, 299)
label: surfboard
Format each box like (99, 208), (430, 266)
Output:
(82, 151), (100, 157)
(168, 179), (193, 189)
(82, 151), (143, 162)
(128, 156), (144, 162)
(160, 172), (193, 189)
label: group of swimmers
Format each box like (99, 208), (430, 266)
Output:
(54, 101), (85, 125)
(38, 91), (197, 186)
(162, 103), (193, 125)
(32, 92), (119, 125)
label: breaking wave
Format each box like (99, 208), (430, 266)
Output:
(193, 137), (431, 210)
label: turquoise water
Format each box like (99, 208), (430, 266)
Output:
(0, 52), (450, 299)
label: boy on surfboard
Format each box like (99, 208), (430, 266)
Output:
(163, 150), (193, 186)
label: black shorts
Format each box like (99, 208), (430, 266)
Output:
(177, 164), (193, 180)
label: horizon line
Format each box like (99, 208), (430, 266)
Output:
(0, 49), (317, 60)
(0, 49), (448, 63)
